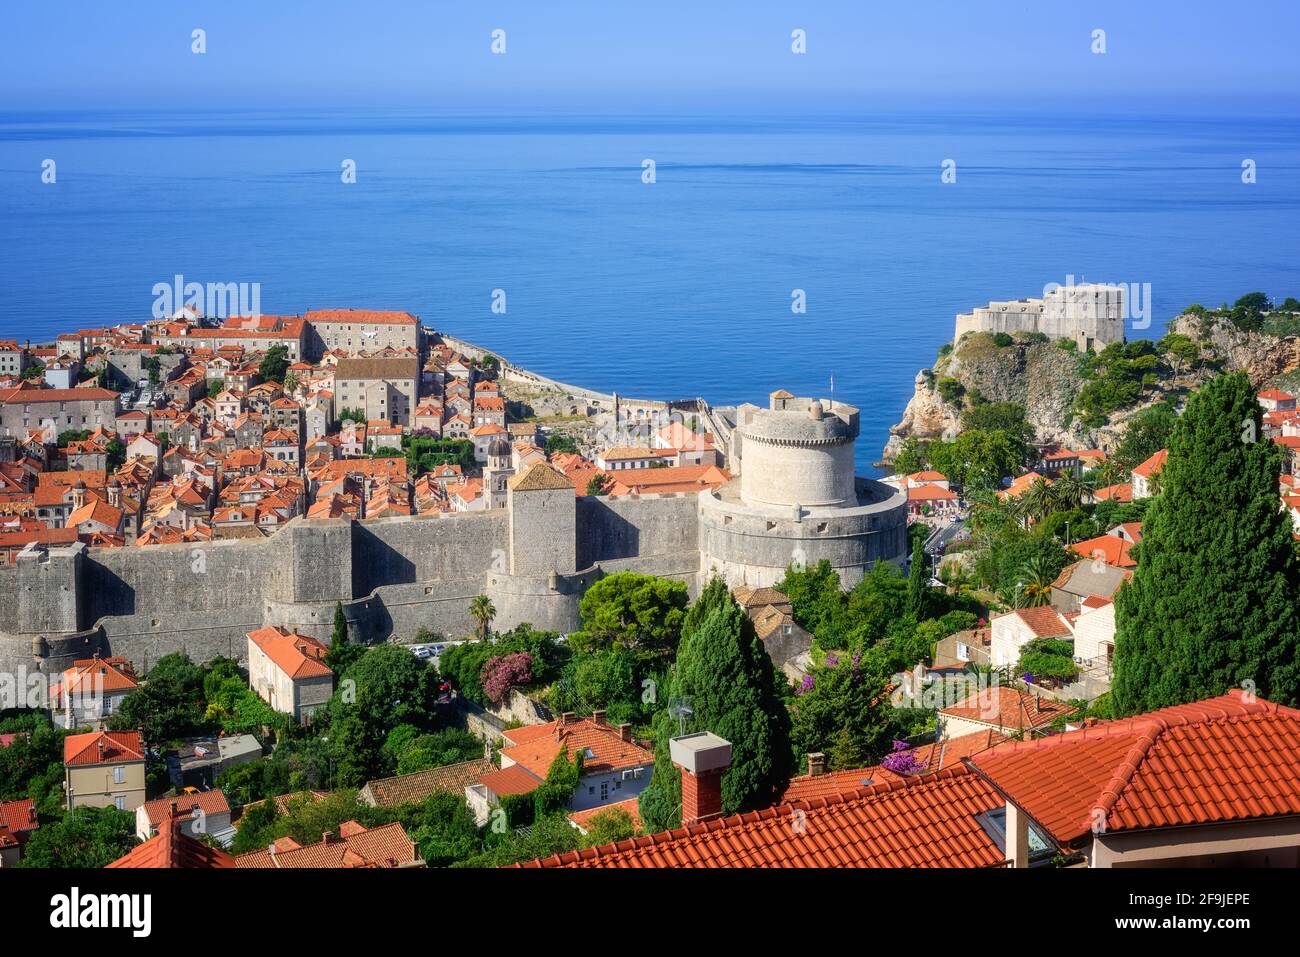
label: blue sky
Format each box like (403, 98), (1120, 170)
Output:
(2, 0), (1298, 112)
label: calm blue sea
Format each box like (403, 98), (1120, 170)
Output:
(1, 110), (1297, 471)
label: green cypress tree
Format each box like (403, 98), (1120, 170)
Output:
(637, 578), (793, 832)
(1112, 372), (1300, 713)
(907, 529), (927, 619)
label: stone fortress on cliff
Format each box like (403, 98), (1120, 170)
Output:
(954, 281), (1126, 352)
(0, 391), (907, 682)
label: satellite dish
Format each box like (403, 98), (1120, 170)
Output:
(668, 696), (694, 737)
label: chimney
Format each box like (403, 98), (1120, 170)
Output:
(670, 731), (732, 827)
(618, 722), (632, 743)
(561, 711), (575, 726)
(807, 752), (827, 777)
(97, 737), (105, 759)
(591, 709), (606, 726)
(1005, 800), (1031, 868)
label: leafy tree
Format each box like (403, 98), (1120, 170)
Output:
(57, 429), (91, 447)
(339, 407), (366, 425)
(1157, 332), (1200, 387)
(1113, 402), (1177, 471)
(1113, 372), (1300, 713)
(258, 345), (290, 384)
(638, 579), (793, 831)
(790, 654), (893, 770)
(327, 644), (441, 735)
(927, 429), (1025, 491)
(961, 401), (1033, 441)
(469, 594), (496, 640)
(935, 376), (965, 405)
(144, 355), (162, 387)
(571, 572), (688, 659)
(384, 726), (482, 776)
(326, 602), (364, 674)
(544, 434), (579, 456)
(586, 472), (614, 496)
(109, 652), (208, 745)
(0, 713), (67, 815)
(454, 811), (581, 868)
(19, 806), (137, 868)
(889, 437), (928, 475)
(775, 559), (846, 641)
(581, 806), (637, 846)
(1017, 638), (1079, 683)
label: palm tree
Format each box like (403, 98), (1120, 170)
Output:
(1018, 478), (1055, 526)
(1016, 556), (1056, 607)
(469, 594), (496, 641)
(1050, 471), (1092, 511)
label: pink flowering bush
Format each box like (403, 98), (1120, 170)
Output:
(480, 652), (534, 705)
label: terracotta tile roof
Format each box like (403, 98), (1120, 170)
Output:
(140, 789), (231, 828)
(0, 798), (37, 844)
(305, 308), (418, 327)
(58, 656), (138, 697)
(568, 796), (643, 833)
(508, 461), (574, 492)
(940, 687), (1075, 732)
(109, 816), (236, 869)
(479, 763), (543, 797)
(235, 821), (420, 868)
(1132, 448), (1167, 478)
(247, 626), (333, 680)
(1258, 388), (1295, 401)
(1069, 533), (1136, 568)
(0, 386), (118, 404)
(360, 758), (494, 807)
(604, 464), (732, 497)
(999, 605), (1071, 638)
(731, 586), (791, 610)
(519, 766), (1005, 868)
(908, 482), (959, 502)
(501, 717), (654, 778)
(64, 730), (144, 766)
(970, 690), (1300, 848)
(782, 729), (1009, 803)
(998, 471), (1049, 499)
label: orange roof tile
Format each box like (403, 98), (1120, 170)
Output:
(1132, 448), (1167, 478)
(64, 730), (144, 766)
(247, 626), (333, 680)
(970, 690), (1300, 847)
(500, 717), (654, 778)
(1069, 534), (1136, 568)
(568, 797), (643, 833)
(520, 766), (1005, 868)
(235, 821), (419, 868)
(940, 686), (1075, 731)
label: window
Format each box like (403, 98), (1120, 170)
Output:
(115, 795), (126, 811)
(113, 766), (125, 784)
(600, 781), (609, 801)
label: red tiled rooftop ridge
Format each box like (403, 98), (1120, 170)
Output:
(968, 689), (1300, 847)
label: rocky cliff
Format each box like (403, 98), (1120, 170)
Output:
(884, 317), (1300, 462)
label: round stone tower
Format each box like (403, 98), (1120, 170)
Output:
(736, 391), (858, 509)
(698, 390), (907, 589)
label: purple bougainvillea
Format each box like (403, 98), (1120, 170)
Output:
(797, 674), (815, 696)
(826, 654), (839, 668)
(480, 652), (534, 705)
(880, 739), (926, 775)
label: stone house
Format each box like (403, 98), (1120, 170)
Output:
(64, 730), (147, 813)
(246, 626), (334, 724)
